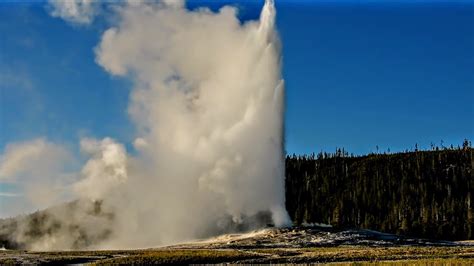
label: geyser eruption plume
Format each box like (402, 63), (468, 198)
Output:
(7, 0), (290, 250)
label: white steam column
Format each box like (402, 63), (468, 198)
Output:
(14, 0), (293, 250)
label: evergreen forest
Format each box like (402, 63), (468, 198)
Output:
(285, 140), (473, 240)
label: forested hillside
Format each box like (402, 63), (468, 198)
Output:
(285, 141), (473, 240)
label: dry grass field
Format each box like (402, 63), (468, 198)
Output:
(1, 246), (474, 264)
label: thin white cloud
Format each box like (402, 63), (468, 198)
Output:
(161, 0), (184, 8)
(47, 0), (185, 25)
(0, 67), (34, 91)
(0, 192), (22, 197)
(48, 0), (98, 25)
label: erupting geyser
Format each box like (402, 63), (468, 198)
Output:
(5, 0), (290, 250)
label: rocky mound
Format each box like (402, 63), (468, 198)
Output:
(173, 226), (469, 249)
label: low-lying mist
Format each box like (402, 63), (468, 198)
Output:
(0, 0), (290, 250)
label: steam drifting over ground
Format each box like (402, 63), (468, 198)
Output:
(1, 0), (290, 250)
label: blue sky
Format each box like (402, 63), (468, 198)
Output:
(1, 0), (473, 157)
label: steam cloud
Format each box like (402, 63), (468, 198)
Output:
(0, 139), (76, 217)
(1, 0), (290, 250)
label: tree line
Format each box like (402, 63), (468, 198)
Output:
(285, 140), (473, 240)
